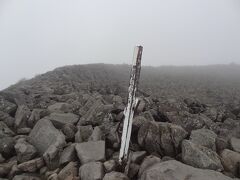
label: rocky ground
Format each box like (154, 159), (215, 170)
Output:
(0, 63), (240, 180)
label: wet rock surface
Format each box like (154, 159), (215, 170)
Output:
(1, 64), (240, 179)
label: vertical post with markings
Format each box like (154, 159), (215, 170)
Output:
(119, 45), (143, 164)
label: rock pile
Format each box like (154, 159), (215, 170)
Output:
(0, 64), (240, 179)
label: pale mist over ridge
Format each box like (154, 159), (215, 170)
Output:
(0, 0), (240, 90)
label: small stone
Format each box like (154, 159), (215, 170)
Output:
(88, 126), (104, 141)
(131, 151), (147, 164)
(48, 102), (73, 113)
(103, 160), (117, 172)
(14, 140), (37, 163)
(0, 121), (15, 138)
(14, 105), (31, 129)
(17, 128), (31, 135)
(59, 144), (77, 166)
(220, 149), (240, 176)
(58, 161), (78, 180)
(75, 125), (93, 143)
(0, 153), (5, 163)
(103, 171), (129, 180)
(62, 124), (77, 142)
(79, 161), (104, 180)
(17, 157), (44, 172)
(12, 174), (41, 180)
(0, 137), (15, 158)
(128, 163), (140, 179)
(230, 137), (240, 153)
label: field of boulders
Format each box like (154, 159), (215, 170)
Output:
(0, 64), (240, 180)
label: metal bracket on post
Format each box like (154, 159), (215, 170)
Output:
(119, 46), (143, 167)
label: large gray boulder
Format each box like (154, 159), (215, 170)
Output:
(140, 160), (232, 180)
(79, 161), (104, 180)
(220, 149), (240, 176)
(182, 140), (223, 171)
(45, 112), (79, 129)
(0, 121), (15, 138)
(29, 119), (66, 169)
(75, 141), (105, 164)
(190, 128), (217, 151)
(138, 121), (187, 156)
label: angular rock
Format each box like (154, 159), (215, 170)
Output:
(58, 161), (78, 180)
(75, 125), (93, 143)
(103, 160), (117, 173)
(138, 155), (161, 177)
(17, 157), (44, 172)
(0, 96), (17, 115)
(190, 128), (217, 151)
(0, 137), (15, 158)
(138, 122), (187, 156)
(131, 151), (147, 164)
(17, 128), (31, 135)
(14, 105), (31, 129)
(0, 121), (15, 138)
(0, 110), (15, 127)
(128, 163), (140, 179)
(182, 140), (223, 171)
(230, 137), (240, 153)
(59, 144), (77, 166)
(140, 160), (232, 180)
(62, 124), (77, 142)
(29, 119), (66, 169)
(103, 171), (129, 180)
(0, 158), (17, 177)
(45, 112), (79, 129)
(79, 96), (96, 116)
(79, 161), (104, 180)
(88, 126), (104, 141)
(132, 116), (148, 133)
(12, 174), (41, 180)
(29, 119), (66, 154)
(0, 153), (5, 163)
(14, 139), (37, 163)
(28, 109), (49, 127)
(48, 102), (73, 113)
(75, 141), (105, 164)
(220, 149), (240, 176)
(78, 99), (106, 126)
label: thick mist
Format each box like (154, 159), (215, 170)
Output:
(0, 0), (240, 90)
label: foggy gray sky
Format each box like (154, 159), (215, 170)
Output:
(0, 0), (240, 90)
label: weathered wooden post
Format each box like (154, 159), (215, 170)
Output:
(119, 46), (143, 165)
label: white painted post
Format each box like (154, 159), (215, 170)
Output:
(119, 46), (143, 164)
